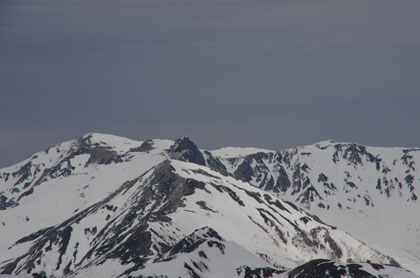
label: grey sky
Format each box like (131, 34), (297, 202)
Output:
(1, 0), (419, 167)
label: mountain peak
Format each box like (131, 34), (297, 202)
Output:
(170, 136), (197, 151)
(168, 136), (206, 166)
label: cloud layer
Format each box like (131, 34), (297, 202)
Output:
(1, 0), (419, 167)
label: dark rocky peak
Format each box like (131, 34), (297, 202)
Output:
(168, 136), (206, 166)
(169, 136), (198, 153)
(168, 136), (227, 174)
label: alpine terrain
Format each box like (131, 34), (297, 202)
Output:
(0, 133), (419, 278)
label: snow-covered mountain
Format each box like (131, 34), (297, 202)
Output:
(0, 133), (419, 278)
(210, 140), (420, 274)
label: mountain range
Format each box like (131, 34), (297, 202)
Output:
(0, 133), (419, 278)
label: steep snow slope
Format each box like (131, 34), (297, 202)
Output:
(0, 135), (403, 277)
(0, 133), (173, 263)
(1, 134), (418, 277)
(73, 227), (285, 278)
(211, 140), (420, 274)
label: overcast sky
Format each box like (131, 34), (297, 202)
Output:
(1, 0), (419, 167)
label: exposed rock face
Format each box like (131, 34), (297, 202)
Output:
(216, 142), (420, 207)
(286, 259), (412, 278)
(168, 136), (228, 175)
(129, 139), (155, 153)
(168, 136), (206, 166)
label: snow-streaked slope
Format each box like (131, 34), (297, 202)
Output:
(168, 160), (396, 268)
(211, 140), (420, 274)
(1, 134), (419, 277)
(0, 136), (401, 277)
(0, 133), (174, 263)
(115, 227), (285, 278)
